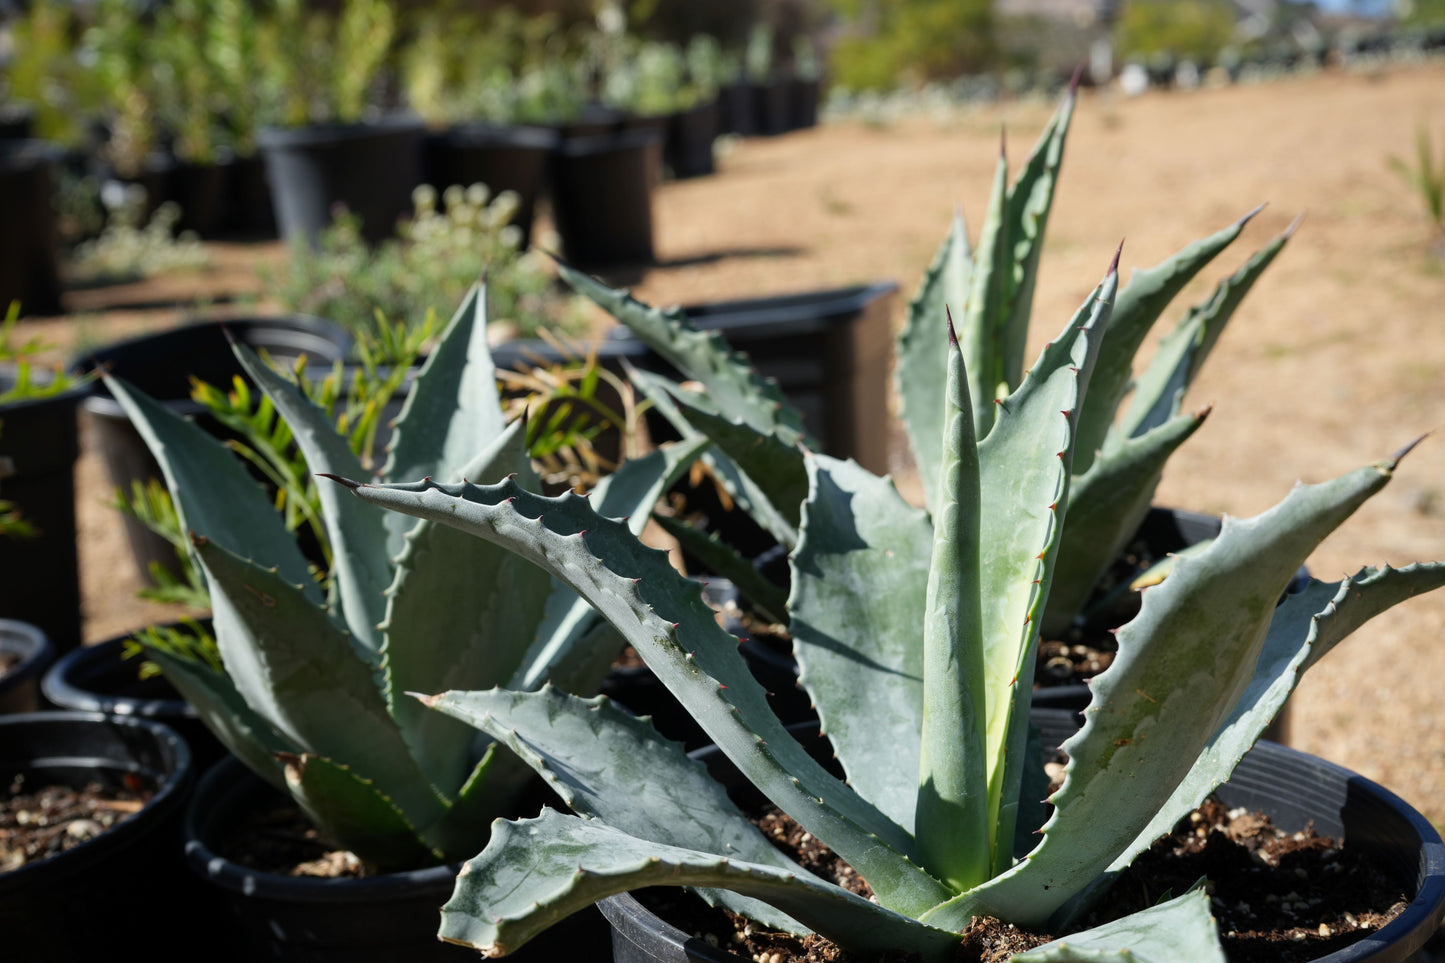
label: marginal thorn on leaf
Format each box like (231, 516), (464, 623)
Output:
(316, 472), (361, 490)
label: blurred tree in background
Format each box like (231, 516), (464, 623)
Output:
(822, 0), (995, 91)
(1114, 0), (1237, 61)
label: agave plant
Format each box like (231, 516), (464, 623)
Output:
(331, 252), (1445, 956)
(102, 283), (705, 870)
(562, 78), (1299, 644)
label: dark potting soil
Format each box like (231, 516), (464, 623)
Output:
(636, 798), (1406, 963)
(0, 772), (154, 872)
(215, 798), (377, 879)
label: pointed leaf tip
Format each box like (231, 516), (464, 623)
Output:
(406, 691), (440, 707)
(1283, 212), (1307, 238)
(1387, 432), (1430, 468)
(1069, 63), (1084, 94)
(1239, 202), (1269, 227)
(316, 472), (363, 490)
(1108, 241), (1123, 277)
(946, 305), (959, 348)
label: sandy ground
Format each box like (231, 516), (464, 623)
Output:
(22, 61), (1445, 827)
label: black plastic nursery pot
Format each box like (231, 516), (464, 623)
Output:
(789, 77), (822, 130)
(73, 315), (355, 584)
(664, 100), (720, 179)
(259, 116), (426, 246)
(717, 81), (758, 137)
(227, 152), (278, 238)
(41, 622), (228, 771)
(423, 122), (560, 249)
(0, 139), (64, 316)
(0, 378), (88, 653)
(0, 619), (56, 714)
(599, 721), (1445, 963)
(185, 755), (613, 962)
(169, 155), (234, 238)
(0, 711), (200, 962)
(622, 281), (899, 477)
(753, 77), (794, 136)
(549, 127), (662, 270)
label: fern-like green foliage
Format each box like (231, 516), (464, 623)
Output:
(104, 283), (706, 871)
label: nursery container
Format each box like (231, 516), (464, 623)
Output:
(618, 281), (899, 475)
(169, 155), (234, 237)
(0, 139), (64, 316)
(259, 116), (426, 246)
(74, 316), (354, 584)
(790, 76), (821, 130)
(717, 81), (757, 136)
(184, 755), (612, 962)
(226, 153), (277, 238)
(0, 711), (199, 962)
(753, 77), (793, 136)
(0, 375), (88, 652)
(423, 123), (560, 249)
(664, 100), (719, 179)
(549, 127), (662, 269)
(41, 621), (227, 770)
(0, 619), (56, 714)
(600, 720), (1445, 963)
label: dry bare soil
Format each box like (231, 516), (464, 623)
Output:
(28, 63), (1445, 827)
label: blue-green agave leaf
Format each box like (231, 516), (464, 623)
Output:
(102, 374), (319, 605)
(512, 435), (710, 693)
(915, 318), (991, 891)
(789, 456), (931, 833)
(1043, 408), (1210, 637)
(1119, 218), (1298, 441)
(380, 282), (507, 551)
(556, 261), (812, 447)
(973, 257), (1116, 874)
(231, 343), (392, 655)
(897, 211), (972, 514)
(1011, 888), (1224, 963)
(278, 751), (442, 872)
(191, 535), (450, 831)
(1073, 206), (1262, 472)
(942, 452), (1401, 929)
(144, 647), (293, 791)
(960, 143), (1013, 440)
(423, 685), (813, 931)
(378, 418), (551, 797)
(1000, 82), (1077, 394)
(330, 474), (954, 916)
(439, 810), (963, 961)
(1092, 562), (1445, 892)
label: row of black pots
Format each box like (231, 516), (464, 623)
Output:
(717, 75), (822, 138)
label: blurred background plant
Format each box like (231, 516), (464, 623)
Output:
(1114, 0), (1238, 66)
(1, 0), (105, 147)
(68, 187), (210, 284)
(602, 37), (707, 117)
(264, 183), (594, 355)
(1389, 122), (1445, 237)
(253, 0), (397, 127)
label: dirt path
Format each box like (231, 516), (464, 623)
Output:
(33, 61), (1445, 826)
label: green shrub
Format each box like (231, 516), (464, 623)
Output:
(264, 184), (593, 353)
(1114, 0), (1237, 63)
(826, 0), (994, 92)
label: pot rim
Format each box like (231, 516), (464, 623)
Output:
(0, 710), (193, 882)
(182, 754), (459, 902)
